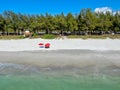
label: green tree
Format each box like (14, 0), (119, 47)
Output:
(66, 13), (78, 33)
(0, 14), (5, 34)
(113, 12), (120, 32)
(55, 13), (67, 35)
(78, 9), (88, 35)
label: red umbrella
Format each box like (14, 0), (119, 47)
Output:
(38, 43), (44, 45)
(38, 43), (44, 48)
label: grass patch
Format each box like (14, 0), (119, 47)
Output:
(41, 34), (56, 39)
(0, 35), (25, 40)
(67, 34), (120, 39)
(0, 34), (120, 40)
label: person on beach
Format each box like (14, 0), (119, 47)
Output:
(57, 31), (64, 40)
(57, 34), (64, 39)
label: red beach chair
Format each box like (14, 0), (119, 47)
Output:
(45, 43), (50, 48)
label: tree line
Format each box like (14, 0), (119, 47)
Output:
(0, 8), (120, 36)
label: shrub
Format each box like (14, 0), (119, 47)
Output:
(42, 34), (56, 39)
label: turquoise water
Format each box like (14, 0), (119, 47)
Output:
(0, 73), (120, 90)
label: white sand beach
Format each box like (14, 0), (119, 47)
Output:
(0, 39), (120, 77)
(0, 38), (120, 51)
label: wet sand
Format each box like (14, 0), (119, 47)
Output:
(0, 50), (120, 76)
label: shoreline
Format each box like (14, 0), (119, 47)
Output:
(0, 50), (120, 76)
(1, 49), (120, 68)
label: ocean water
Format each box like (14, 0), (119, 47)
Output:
(0, 74), (120, 90)
(0, 63), (120, 90)
(0, 50), (120, 90)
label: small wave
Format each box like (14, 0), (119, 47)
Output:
(0, 63), (25, 69)
(0, 63), (40, 74)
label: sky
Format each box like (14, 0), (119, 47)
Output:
(0, 0), (120, 15)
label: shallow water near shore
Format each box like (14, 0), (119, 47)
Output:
(0, 74), (120, 90)
(0, 50), (120, 90)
